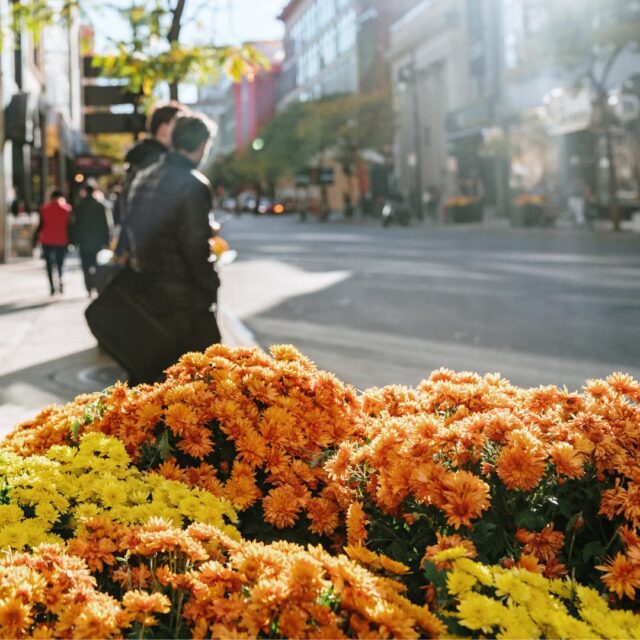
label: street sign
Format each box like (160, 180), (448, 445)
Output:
(543, 88), (592, 136)
(295, 172), (311, 187)
(84, 85), (138, 107)
(318, 167), (335, 185)
(84, 112), (146, 135)
(73, 155), (112, 176)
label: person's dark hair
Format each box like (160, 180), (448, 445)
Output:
(51, 189), (64, 199)
(147, 102), (187, 136)
(84, 183), (95, 197)
(171, 114), (212, 153)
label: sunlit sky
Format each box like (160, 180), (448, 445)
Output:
(88, 0), (286, 52)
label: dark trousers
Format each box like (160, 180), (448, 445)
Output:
(80, 249), (99, 293)
(42, 245), (66, 292)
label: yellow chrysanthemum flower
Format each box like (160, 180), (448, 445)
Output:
(98, 481), (128, 508)
(494, 571), (532, 604)
(433, 546), (472, 563)
(0, 504), (24, 525)
(446, 568), (478, 595)
(456, 592), (504, 633)
(0, 523), (29, 549)
(453, 557), (493, 585)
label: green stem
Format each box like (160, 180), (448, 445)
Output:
(173, 589), (186, 638)
(602, 527), (620, 558)
(567, 528), (577, 566)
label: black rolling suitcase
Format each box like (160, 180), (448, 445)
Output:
(85, 266), (185, 383)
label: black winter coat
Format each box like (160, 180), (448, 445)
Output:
(125, 138), (167, 176)
(126, 152), (219, 312)
(70, 197), (110, 251)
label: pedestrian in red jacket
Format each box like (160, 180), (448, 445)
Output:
(37, 190), (72, 295)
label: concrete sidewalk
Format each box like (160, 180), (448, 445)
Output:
(0, 253), (257, 438)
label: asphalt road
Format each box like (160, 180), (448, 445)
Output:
(220, 214), (640, 391)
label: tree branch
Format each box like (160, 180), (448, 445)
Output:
(600, 43), (625, 87)
(167, 0), (186, 43)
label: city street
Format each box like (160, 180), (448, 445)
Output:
(2, 214), (639, 436)
(221, 214), (640, 391)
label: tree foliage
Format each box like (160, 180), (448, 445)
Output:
(4, 1), (266, 98)
(91, 1), (268, 99)
(209, 89), (394, 191)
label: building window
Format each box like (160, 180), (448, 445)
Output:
(321, 28), (337, 67)
(337, 9), (356, 54)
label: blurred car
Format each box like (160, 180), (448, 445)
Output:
(257, 198), (287, 215)
(257, 197), (272, 214)
(237, 192), (257, 212)
(221, 197), (237, 212)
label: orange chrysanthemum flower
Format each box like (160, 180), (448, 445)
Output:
(234, 429), (267, 468)
(496, 430), (547, 491)
(67, 535), (118, 573)
(344, 545), (410, 575)
(306, 497), (340, 536)
(551, 442), (585, 479)
(262, 486), (302, 528)
(439, 470), (490, 529)
(514, 553), (544, 574)
(346, 502), (369, 546)
(597, 553), (640, 600)
(176, 426), (214, 460)
(515, 524), (565, 562)
(163, 403), (198, 437)
(153, 458), (187, 482)
(224, 463), (262, 510)
(122, 590), (170, 626)
(0, 596), (33, 638)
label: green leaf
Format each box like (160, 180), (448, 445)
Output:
(583, 541), (604, 563)
(514, 511), (544, 531)
(422, 559), (447, 589)
(156, 430), (173, 461)
(69, 419), (81, 441)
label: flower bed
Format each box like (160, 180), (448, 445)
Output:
(1, 345), (639, 637)
(4, 345), (363, 545)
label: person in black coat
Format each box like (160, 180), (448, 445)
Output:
(115, 101), (188, 250)
(70, 184), (110, 296)
(126, 113), (220, 381)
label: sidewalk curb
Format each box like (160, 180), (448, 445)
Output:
(219, 304), (260, 349)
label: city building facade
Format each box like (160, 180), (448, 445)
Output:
(390, 0), (640, 222)
(234, 41), (284, 150)
(277, 0), (359, 108)
(0, 4), (85, 261)
(389, 0), (478, 210)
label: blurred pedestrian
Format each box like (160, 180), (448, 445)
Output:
(35, 189), (72, 295)
(116, 101), (189, 258)
(568, 176), (587, 226)
(424, 185), (441, 224)
(126, 113), (220, 382)
(70, 183), (111, 297)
